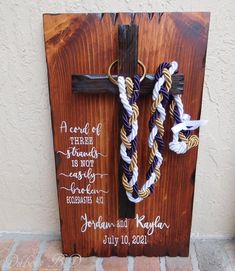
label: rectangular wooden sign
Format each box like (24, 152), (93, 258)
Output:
(43, 12), (210, 257)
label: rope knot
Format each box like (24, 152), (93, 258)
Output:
(169, 141), (188, 154)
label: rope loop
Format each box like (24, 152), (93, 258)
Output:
(118, 61), (207, 203)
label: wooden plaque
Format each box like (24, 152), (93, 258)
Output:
(43, 12), (210, 257)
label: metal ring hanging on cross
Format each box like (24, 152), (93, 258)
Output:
(107, 59), (146, 85)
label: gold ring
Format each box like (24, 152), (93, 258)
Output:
(107, 59), (146, 85)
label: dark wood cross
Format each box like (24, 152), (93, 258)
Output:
(71, 24), (184, 219)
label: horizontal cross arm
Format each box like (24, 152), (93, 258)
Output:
(72, 74), (184, 95)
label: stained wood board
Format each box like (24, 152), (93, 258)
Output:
(43, 12), (210, 257)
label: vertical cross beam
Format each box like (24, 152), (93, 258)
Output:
(118, 25), (138, 218)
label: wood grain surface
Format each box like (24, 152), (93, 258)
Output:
(43, 12), (210, 257)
